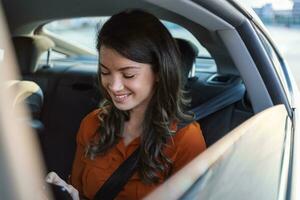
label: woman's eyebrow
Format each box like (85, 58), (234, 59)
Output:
(100, 63), (140, 71)
(99, 63), (108, 69)
(118, 66), (140, 71)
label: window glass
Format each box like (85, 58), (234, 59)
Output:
(44, 17), (102, 54)
(37, 50), (67, 67)
(161, 21), (210, 57)
(43, 17), (216, 72)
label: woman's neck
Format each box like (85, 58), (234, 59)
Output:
(122, 108), (145, 145)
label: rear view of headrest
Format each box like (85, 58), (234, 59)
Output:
(5, 80), (44, 119)
(12, 35), (55, 74)
(176, 38), (199, 85)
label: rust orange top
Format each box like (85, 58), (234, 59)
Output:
(70, 109), (206, 200)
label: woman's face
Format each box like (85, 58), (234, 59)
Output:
(100, 46), (157, 113)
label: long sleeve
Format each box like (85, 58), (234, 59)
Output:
(70, 117), (87, 196)
(70, 109), (100, 196)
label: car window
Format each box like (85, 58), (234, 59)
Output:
(44, 17), (105, 54)
(41, 17), (217, 73)
(254, 26), (291, 105)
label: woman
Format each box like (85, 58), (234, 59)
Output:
(70, 9), (206, 200)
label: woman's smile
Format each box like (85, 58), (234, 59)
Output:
(111, 92), (132, 103)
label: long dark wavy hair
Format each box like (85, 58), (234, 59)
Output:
(87, 9), (193, 184)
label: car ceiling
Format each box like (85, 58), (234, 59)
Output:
(3, 0), (173, 34)
(2, 0), (243, 34)
(2, 0), (247, 75)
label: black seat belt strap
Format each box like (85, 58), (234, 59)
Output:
(93, 147), (140, 200)
(191, 84), (246, 121)
(93, 125), (189, 200)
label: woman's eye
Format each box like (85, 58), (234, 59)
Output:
(123, 74), (135, 79)
(101, 71), (110, 75)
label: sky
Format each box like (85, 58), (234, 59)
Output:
(239, 0), (293, 10)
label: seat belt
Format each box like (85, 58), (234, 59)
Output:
(191, 83), (246, 121)
(94, 83), (246, 200)
(93, 147), (140, 200)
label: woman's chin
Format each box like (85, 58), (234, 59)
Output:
(113, 102), (133, 111)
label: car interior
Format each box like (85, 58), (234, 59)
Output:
(3, 0), (275, 183)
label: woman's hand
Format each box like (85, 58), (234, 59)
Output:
(46, 171), (79, 200)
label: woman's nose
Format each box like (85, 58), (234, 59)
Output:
(108, 77), (124, 92)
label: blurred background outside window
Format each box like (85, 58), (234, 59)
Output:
(241, 0), (300, 86)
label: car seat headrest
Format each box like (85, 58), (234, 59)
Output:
(12, 35), (55, 74)
(5, 80), (44, 119)
(175, 38), (199, 85)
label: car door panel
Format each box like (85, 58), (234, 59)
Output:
(145, 104), (289, 200)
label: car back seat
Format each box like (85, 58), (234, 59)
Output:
(37, 65), (101, 180)
(176, 38), (254, 147)
(13, 35), (101, 180)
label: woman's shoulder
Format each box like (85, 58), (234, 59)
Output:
(168, 121), (206, 173)
(175, 121), (201, 137)
(82, 108), (101, 125)
(76, 108), (102, 145)
(173, 121), (206, 150)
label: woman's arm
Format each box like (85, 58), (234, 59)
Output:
(69, 116), (89, 196)
(70, 140), (86, 195)
(70, 109), (100, 198)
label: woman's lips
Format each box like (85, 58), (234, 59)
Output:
(112, 93), (131, 103)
